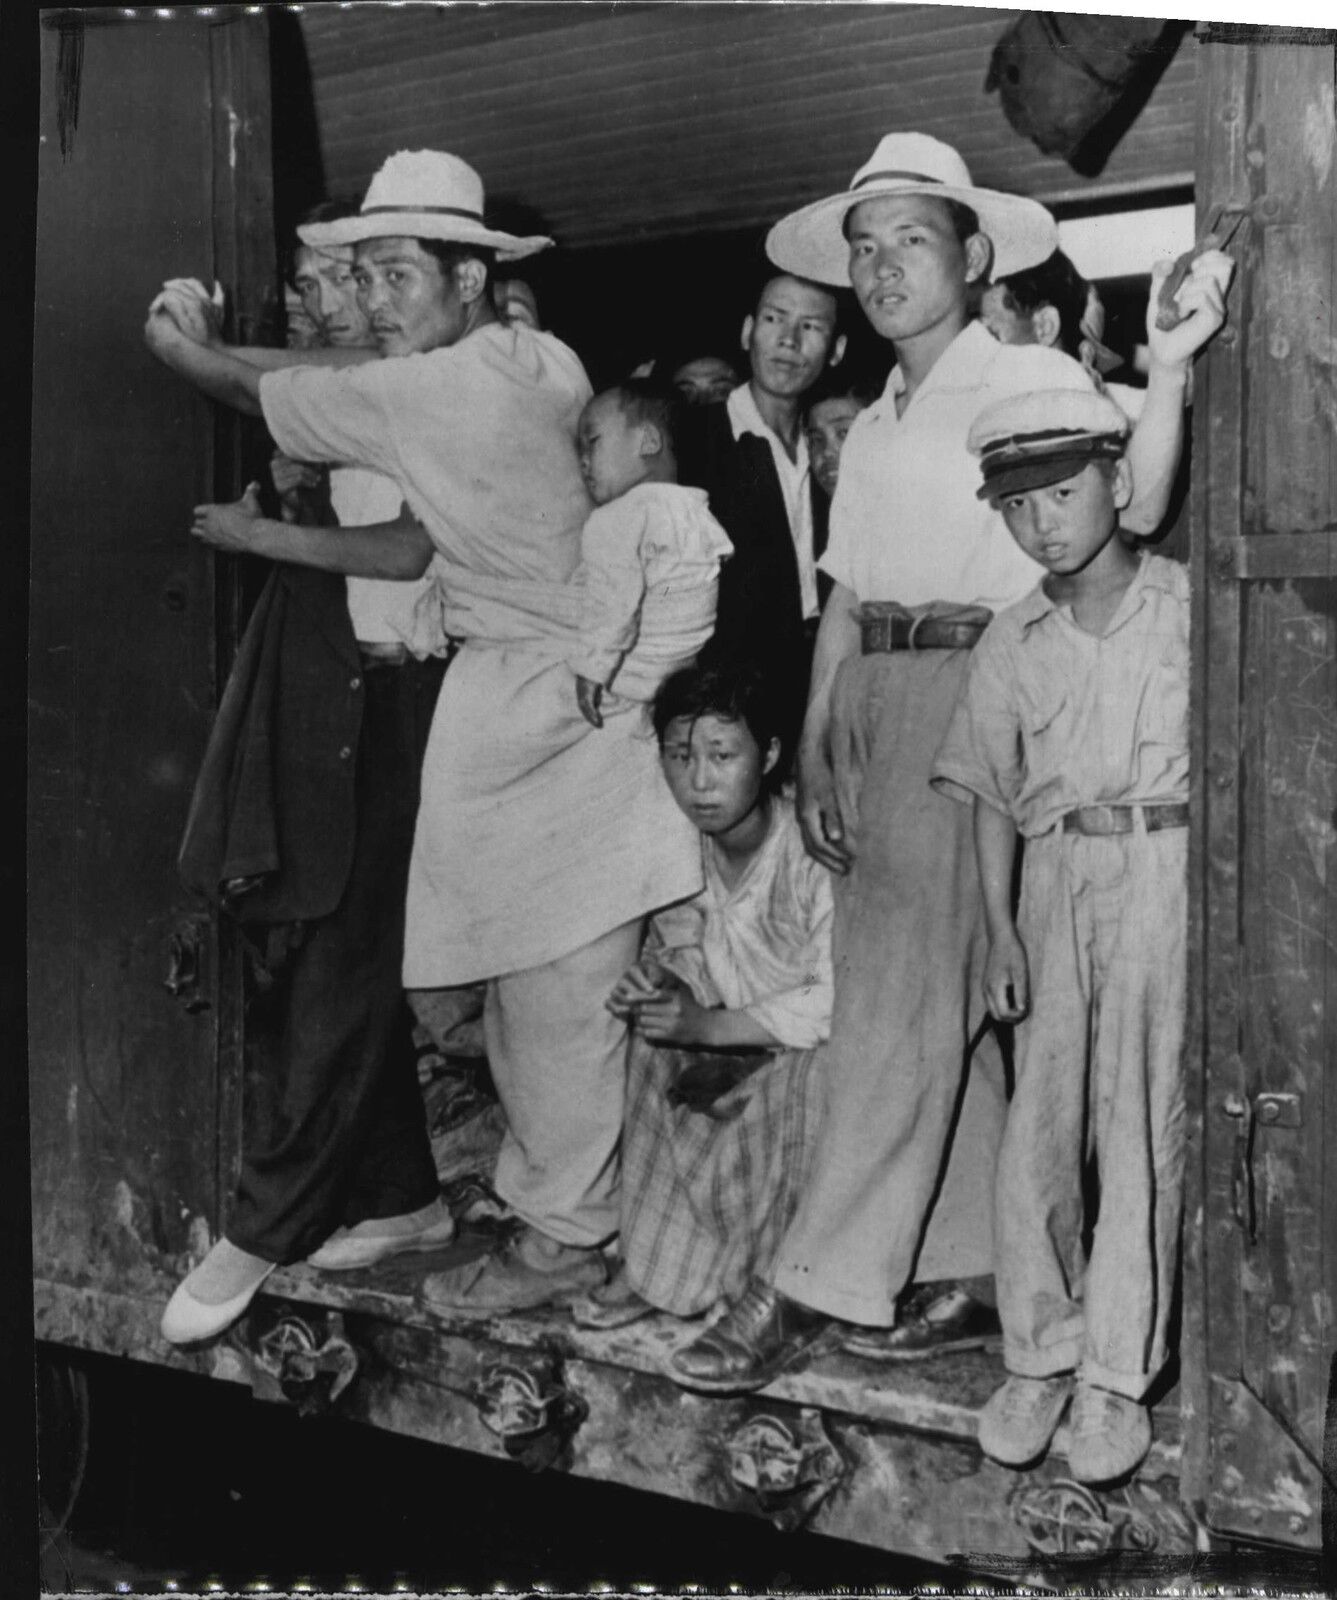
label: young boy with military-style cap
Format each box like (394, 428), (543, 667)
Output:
(931, 385), (1190, 1483)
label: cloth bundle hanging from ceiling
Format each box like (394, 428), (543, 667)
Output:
(985, 13), (1183, 174)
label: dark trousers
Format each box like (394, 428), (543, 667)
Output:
(229, 654), (447, 1264)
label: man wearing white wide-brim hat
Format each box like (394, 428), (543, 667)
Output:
(667, 133), (1233, 1394)
(146, 150), (704, 1319)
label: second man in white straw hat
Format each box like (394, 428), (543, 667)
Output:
(667, 132), (1233, 1393)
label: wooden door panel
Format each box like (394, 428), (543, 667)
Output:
(1239, 582), (1335, 1453)
(29, 14), (273, 1299)
(1184, 33), (1335, 1549)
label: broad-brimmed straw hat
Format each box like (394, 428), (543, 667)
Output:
(766, 132), (1057, 286)
(299, 150), (552, 262)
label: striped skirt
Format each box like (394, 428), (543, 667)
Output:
(619, 1036), (823, 1318)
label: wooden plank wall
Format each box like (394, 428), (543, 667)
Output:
(298, 5), (1198, 250)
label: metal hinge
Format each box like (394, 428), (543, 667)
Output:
(1208, 1377), (1322, 1547)
(1223, 1090), (1303, 1128)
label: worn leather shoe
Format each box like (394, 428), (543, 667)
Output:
(1066, 1382), (1152, 1483)
(570, 1266), (654, 1330)
(419, 1226), (606, 1320)
(977, 1373), (1075, 1466)
(666, 1280), (838, 1394)
(843, 1283), (1002, 1362)
(306, 1198), (456, 1271)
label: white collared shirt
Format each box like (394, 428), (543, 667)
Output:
(820, 324), (1096, 611)
(331, 465), (437, 647)
(727, 382), (819, 620)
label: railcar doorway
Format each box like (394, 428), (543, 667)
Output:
(29, 6), (1336, 1587)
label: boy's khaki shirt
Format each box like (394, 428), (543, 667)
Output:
(931, 553), (1189, 837)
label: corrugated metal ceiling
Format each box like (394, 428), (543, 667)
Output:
(299, 4), (1197, 251)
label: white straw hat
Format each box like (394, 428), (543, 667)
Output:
(766, 132), (1057, 286)
(299, 150), (553, 261)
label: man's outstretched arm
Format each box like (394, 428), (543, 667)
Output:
(142, 288), (373, 413)
(144, 303), (268, 413)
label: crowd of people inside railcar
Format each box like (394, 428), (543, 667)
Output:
(142, 129), (1234, 1488)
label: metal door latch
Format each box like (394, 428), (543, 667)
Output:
(1222, 1092), (1257, 1242)
(1251, 1092), (1302, 1127)
(1222, 1091), (1303, 1243)
(163, 916), (210, 1013)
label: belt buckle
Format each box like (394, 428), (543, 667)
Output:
(1091, 804), (1129, 834)
(859, 610), (892, 655)
(1064, 804), (1127, 836)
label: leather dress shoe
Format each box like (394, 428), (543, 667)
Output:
(843, 1283), (1001, 1362)
(666, 1280), (838, 1394)
(570, 1267), (654, 1330)
(419, 1227), (605, 1320)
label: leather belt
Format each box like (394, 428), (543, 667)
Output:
(357, 640), (411, 667)
(1062, 802), (1190, 836)
(858, 606), (989, 654)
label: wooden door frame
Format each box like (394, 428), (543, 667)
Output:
(1181, 27), (1336, 1550)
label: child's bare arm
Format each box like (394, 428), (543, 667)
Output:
(633, 991), (780, 1051)
(975, 796), (1029, 1022)
(1123, 250), (1234, 534)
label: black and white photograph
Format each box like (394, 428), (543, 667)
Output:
(19, 1), (1336, 1594)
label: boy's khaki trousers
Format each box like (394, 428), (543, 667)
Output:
(995, 826), (1187, 1399)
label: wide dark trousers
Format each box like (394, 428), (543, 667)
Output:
(229, 654), (447, 1264)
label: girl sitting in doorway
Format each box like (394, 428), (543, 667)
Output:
(576, 659), (833, 1328)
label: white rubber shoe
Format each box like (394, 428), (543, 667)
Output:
(977, 1373), (1075, 1466)
(1067, 1382), (1152, 1483)
(160, 1239), (276, 1345)
(305, 1198), (456, 1271)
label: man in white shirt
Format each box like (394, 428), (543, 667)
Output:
(669, 132), (1232, 1394)
(683, 275), (845, 718)
(147, 152), (679, 1333)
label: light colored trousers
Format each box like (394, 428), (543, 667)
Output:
(485, 917), (644, 1249)
(772, 651), (1008, 1326)
(996, 827), (1187, 1400)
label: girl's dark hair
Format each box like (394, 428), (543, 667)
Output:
(285, 197), (360, 285)
(417, 237), (496, 289)
(652, 659), (788, 790)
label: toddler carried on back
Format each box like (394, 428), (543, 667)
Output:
(569, 379), (732, 726)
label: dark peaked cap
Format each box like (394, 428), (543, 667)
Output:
(968, 386), (1129, 502)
